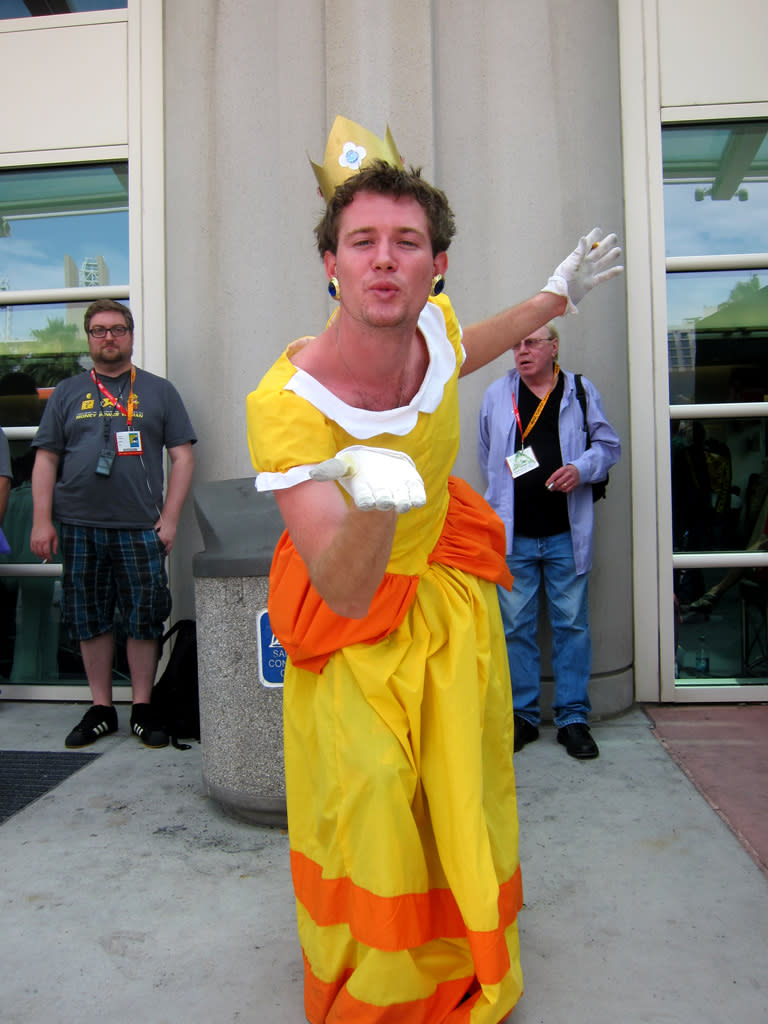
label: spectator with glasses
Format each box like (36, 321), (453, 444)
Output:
(30, 299), (196, 749)
(478, 321), (620, 759)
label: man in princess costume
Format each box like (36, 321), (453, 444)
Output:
(247, 117), (623, 1023)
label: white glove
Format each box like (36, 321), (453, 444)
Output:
(542, 227), (624, 314)
(309, 445), (427, 514)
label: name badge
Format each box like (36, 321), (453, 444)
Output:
(116, 430), (143, 455)
(506, 446), (539, 479)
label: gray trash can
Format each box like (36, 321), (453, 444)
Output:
(192, 478), (287, 826)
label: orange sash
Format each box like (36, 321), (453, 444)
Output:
(268, 476), (512, 673)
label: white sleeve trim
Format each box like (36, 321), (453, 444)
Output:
(255, 464), (316, 492)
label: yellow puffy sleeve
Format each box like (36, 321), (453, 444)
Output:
(246, 349), (336, 481)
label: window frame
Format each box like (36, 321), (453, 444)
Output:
(0, 0), (166, 700)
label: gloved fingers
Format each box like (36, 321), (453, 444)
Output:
(588, 230), (617, 255)
(350, 479), (381, 511)
(586, 233), (621, 266)
(354, 476), (427, 513)
(581, 230), (623, 283)
(393, 478), (427, 514)
(311, 445), (427, 514)
(347, 483), (418, 513)
(582, 227), (604, 250)
(309, 455), (357, 482)
(591, 246), (622, 271)
(592, 264), (625, 286)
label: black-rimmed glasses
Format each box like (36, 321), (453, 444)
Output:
(88, 325), (130, 338)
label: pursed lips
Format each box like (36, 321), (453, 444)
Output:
(367, 279), (400, 298)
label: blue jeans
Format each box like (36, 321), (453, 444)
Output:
(497, 531), (591, 729)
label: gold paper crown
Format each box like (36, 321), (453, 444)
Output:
(310, 115), (403, 203)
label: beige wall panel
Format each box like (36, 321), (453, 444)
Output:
(164, 0), (632, 700)
(430, 0), (630, 681)
(658, 0), (768, 108)
(164, 0), (327, 610)
(0, 21), (127, 155)
(322, 0), (435, 176)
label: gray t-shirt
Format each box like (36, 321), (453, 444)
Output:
(0, 426), (10, 481)
(32, 367), (197, 529)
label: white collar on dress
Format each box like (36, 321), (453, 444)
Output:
(284, 301), (461, 439)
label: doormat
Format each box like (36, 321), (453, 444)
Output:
(0, 750), (101, 826)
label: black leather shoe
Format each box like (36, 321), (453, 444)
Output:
(557, 723), (599, 759)
(514, 715), (539, 752)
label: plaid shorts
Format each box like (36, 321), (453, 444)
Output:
(60, 524), (171, 641)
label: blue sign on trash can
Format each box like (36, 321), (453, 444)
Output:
(257, 609), (286, 688)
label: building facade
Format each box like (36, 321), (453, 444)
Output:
(0, 0), (765, 708)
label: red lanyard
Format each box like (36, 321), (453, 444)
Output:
(91, 367), (136, 428)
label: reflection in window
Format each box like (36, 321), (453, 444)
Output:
(675, 569), (768, 683)
(667, 271), (768, 405)
(0, 1), (125, 18)
(671, 418), (768, 557)
(672, 416), (768, 685)
(0, 302), (93, 389)
(0, 162), (129, 690)
(664, 122), (768, 411)
(0, 163), (128, 392)
(663, 121), (768, 258)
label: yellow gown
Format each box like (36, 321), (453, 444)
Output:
(246, 294), (523, 1023)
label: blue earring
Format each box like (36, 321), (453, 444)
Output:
(328, 276), (340, 300)
(431, 274), (445, 296)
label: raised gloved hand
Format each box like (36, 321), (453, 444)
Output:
(542, 227), (624, 314)
(309, 445), (427, 513)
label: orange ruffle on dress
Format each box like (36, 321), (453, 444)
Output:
(247, 294), (523, 1023)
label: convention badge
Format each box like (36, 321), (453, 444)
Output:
(115, 430), (143, 455)
(506, 446), (540, 479)
(95, 448), (115, 477)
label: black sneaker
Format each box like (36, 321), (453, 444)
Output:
(65, 705), (118, 748)
(130, 703), (169, 749)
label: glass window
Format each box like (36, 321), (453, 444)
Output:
(667, 271), (768, 405)
(0, 161), (129, 690)
(671, 417), (768, 556)
(663, 122), (768, 257)
(675, 575), (768, 683)
(665, 121), (768, 690)
(0, 1), (125, 18)
(664, 121), (768, 406)
(1, 162), (128, 379)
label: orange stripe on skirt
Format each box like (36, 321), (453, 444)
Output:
(291, 848), (522, 982)
(304, 955), (479, 1024)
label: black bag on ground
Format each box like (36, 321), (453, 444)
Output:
(151, 619), (200, 750)
(574, 373), (608, 502)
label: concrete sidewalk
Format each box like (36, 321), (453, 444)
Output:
(0, 701), (766, 1024)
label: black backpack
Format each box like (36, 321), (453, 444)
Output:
(574, 373), (608, 502)
(151, 619), (200, 750)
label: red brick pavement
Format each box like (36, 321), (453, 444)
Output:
(643, 703), (768, 878)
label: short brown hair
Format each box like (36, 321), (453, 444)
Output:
(84, 298), (133, 334)
(315, 160), (456, 257)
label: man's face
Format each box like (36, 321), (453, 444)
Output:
(513, 326), (558, 381)
(87, 311), (134, 372)
(324, 191), (446, 330)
